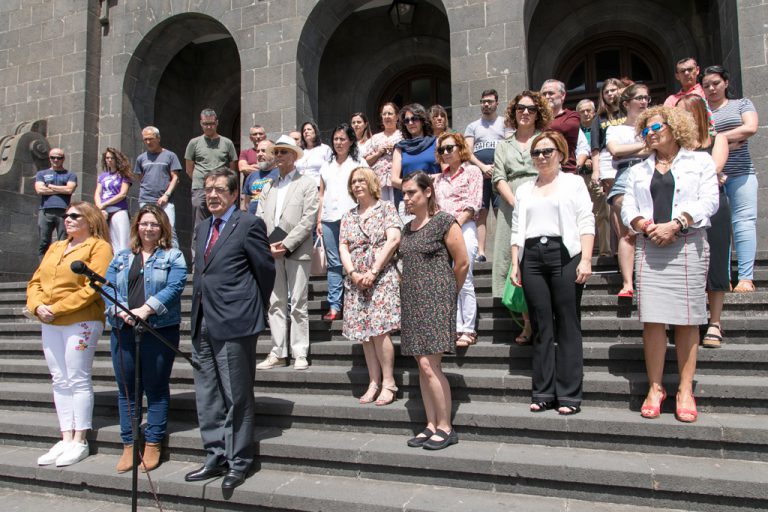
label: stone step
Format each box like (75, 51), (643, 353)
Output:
(2, 338), (766, 375)
(0, 487), (174, 512)
(0, 444), (693, 512)
(1, 361), (766, 412)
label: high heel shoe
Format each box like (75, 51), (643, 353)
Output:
(640, 388), (667, 419)
(675, 393), (698, 423)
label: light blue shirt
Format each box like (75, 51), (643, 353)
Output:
(205, 203), (237, 247)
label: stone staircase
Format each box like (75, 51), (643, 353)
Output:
(0, 255), (767, 511)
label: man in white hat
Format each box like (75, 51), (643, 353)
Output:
(255, 135), (319, 370)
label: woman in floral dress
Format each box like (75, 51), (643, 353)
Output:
(365, 102), (403, 203)
(339, 167), (402, 406)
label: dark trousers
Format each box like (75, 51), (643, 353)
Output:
(192, 316), (257, 473)
(521, 237), (584, 407)
(110, 325), (179, 444)
(190, 188), (211, 260)
(38, 208), (66, 258)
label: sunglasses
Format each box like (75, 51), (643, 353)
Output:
(49, 156), (64, 160)
(274, 149), (292, 155)
(642, 122), (667, 138)
(62, 213), (83, 220)
(531, 147), (556, 158)
(515, 104), (538, 114)
(437, 144), (457, 155)
(403, 116), (421, 125)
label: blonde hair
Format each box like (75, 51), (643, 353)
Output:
(347, 167), (381, 202)
(635, 105), (698, 150)
(68, 201), (109, 241)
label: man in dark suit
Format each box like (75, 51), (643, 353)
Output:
(184, 168), (274, 490)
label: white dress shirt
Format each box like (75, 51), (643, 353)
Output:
(275, 169), (298, 225)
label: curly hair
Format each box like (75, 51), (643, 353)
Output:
(102, 148), (132, 181)
(505, 91), (552, 130)
(635, 105), (698, 150)
(435, 132), (472, 163)
(398, 103), (433, 140)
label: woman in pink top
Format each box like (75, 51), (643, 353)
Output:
(365, 103), (403, 203)
(432, 132), (483, 347)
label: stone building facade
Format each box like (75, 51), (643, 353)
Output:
(0, 0), (765, 279)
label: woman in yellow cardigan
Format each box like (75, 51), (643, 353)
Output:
(27, 201), (112, 467)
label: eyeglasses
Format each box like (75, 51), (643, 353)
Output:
(641, 122), (667, 138)
(632, 95), (652, 103)
(274, 149), (292, 155)
(62, 213), (83, 220)
(138, 222), (161, 229)
(49, 155), (64, 160)
(480, 99), (496, 104)
(142, 137), (156, 142)
(515, 105), (538, 114)
(437, 144), (457, 155)
(531, 148), (557, 158)
(203, 186), (230, 194)
(201, 122), (217, 127)
(403, 117), (421, 124)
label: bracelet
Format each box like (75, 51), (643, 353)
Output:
(673, 218), (684, 231)
(640, 219), (653, 233)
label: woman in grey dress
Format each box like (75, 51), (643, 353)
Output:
(622, 106), (719, 423)
(399, 172), (468, 450)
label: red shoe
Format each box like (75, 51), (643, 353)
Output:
(640, 389), (667, 419)
(617, 289), (634, 298)
(675, 394), (698, 423)
(322, 309), (341, 321)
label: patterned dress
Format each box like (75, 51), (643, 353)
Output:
(340, 201), (402, 342)
(399, 211), (457, 356)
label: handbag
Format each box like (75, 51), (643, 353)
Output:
(310, 236), (327, 276)
(502, 264), (528, 314)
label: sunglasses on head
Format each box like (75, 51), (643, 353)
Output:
(515, 104), (538, 114)
(642, 122), (667, 138)
(531, 147), (556, 158)
(437, 144), (457, 155)
(62, 213), (83, 220)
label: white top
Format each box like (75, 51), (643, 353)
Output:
(621, 149), (719, 232)
(511, 172), (595, 260)
(524, 193), (562, 237)
(598, 147), (615, 180)
(275, 169), (299, 225)
(296, 144), (333, 187)
(576, 129), (590, 158)
(606, 124), (641, 171)
(320, 156), (367, 222)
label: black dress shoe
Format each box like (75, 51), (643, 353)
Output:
(184, 464), (227, 482)
(221, 469), (246, 489)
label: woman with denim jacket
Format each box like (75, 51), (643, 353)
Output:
(104, 204), (187, 474)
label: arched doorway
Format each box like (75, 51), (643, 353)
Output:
(121, 14), (240, 253)
(378, 65), (452, 123)
(299, 0), (450, 134)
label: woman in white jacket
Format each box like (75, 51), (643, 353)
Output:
(510, 131), (595, 415)
(622, 106), (719, 423)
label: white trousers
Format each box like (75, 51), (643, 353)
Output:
(458, 220), (478, 333)
(108, 209), (130, 253)
(268, 257), (310, 359)
(41, 321), (102, 431)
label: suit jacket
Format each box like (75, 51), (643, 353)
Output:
(256, 170), (318, 260)
(191, 208), (275, 342)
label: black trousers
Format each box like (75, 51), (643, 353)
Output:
(521, 237), (584, 407)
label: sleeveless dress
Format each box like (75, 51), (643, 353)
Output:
(399, 211), (457, 355)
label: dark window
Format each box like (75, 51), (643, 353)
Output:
(378, 65), (452, 122)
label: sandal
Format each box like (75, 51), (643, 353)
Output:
(733, 280), (755, 293)
(529, 401), (554, 413)
(640, 388), (667, 419)
(375, 384), (398, 406)
(702, 323), (723, 349)
(558, 405), (581, 416)
(358, 382), (379, 404)
(456, 333), (476, 348)
(617, 289), (634, 298)
(515, 332), (532, 346)
(675, 393), (698, 423)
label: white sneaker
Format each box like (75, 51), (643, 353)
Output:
(55, 440), (89, 467)
(294, 356), (309, 370)
(37, 440), (71, 466)
(256, 354), (286, 370)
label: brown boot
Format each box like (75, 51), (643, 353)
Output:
(140, 442), (161, 473)
(116, 444), (133, 473)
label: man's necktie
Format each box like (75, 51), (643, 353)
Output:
(204, 218), (222, 263)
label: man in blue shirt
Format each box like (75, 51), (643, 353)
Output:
(34, 148), (77, 258)
(241, 139), (278, 214)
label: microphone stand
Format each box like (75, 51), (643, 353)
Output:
(86, 280), (199, 512)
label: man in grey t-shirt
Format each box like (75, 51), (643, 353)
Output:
(184, 108), (238, 232)
(134, 126), (182, 246)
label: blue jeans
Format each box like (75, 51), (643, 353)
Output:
(111, 325), (179, 444)
(321, 220), (343, 311)
(723, 173), (757, 280)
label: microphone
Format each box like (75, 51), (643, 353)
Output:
(70, 260), (109, 285)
